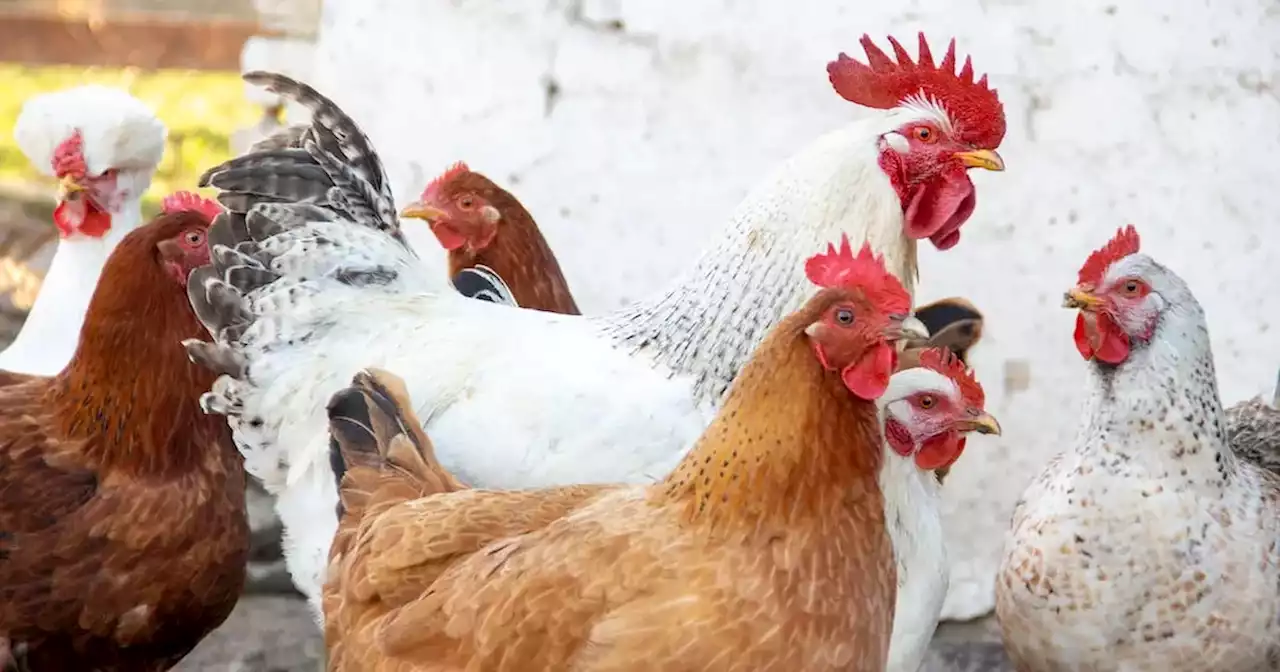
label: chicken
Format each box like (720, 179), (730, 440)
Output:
(321, 239), (919, 671)
(995, 226), (1280, 670)
(0, 85), (167, 376)
(1224, 370), (1280, 473)
(186, 32), (1008, 612)
(0, 192), (247, 671)
(398, 161), (580, 314)
(877, 347), (1000, 672)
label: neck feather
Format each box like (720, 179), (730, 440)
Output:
(656, 316), (884, 530)
(1082, 300), (1238, 491)
(598, 117), (917, 408)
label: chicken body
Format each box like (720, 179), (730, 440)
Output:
(0, 210), (247, 670)
(190, 50), (1005, 613)
(996, 250), (1280, 670)
(323, 289), (900, 671)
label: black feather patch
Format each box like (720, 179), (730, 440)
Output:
(452, 265), (519, 307)
(334, 266), (398, 287)
(912, 298), (983, 336)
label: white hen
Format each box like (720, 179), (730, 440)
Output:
(186, 33), (1008, 613)
(878, 349), (1000, 672)
(0, 85), (166, 375)
(996, 226), (1280, 670)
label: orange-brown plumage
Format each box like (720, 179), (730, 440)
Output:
(400, 164), (580, 314)
(0, 199), (247, 671)
(323, 281), (903, 671)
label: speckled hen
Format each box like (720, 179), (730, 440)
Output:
(995, 225), (1280, 670)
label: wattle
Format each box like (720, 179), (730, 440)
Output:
(904, 170), (976, 252)
(1073, 311), (1131, 364)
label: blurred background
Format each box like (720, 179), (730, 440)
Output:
(0, 0), (1276, 670)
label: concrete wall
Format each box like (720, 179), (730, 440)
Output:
(305, 0), (1280, 619)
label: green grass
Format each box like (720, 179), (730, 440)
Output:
(0, 64), (260, 215)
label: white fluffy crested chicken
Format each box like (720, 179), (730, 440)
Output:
(879, 348), (1000, 672)
(186, 32), (1008, 612)
(995, 226), (1280, 670)
(0, 85), (166, 376)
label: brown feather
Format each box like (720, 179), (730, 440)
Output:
(322, 288), (896, 671)
(0, 211), (248, 670)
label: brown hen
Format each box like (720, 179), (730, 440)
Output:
(0, 192), (247, 671)
(321, 238), (918, 672)
(400, 162), (580, 315)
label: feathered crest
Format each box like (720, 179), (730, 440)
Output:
(827, 33), (1005, 149)
(1077, 225), (1141, 288)
(918, 347), (984, 408)
(162, 190), (223, 221)
(804, 234), (911, 316)
(51, 131), (87, 179)
(422, 161), (471, 198)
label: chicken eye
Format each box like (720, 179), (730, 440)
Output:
(834, 308), (855, 325)
(914, 126), (936, 143)
(185, 231), (204, 247)
(918, 395), (935, 409)
(1122, 279), (1141, 294)
(458, 196), (475, 210)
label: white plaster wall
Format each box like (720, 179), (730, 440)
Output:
(306, 0), (1280, 619)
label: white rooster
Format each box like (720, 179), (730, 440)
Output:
(0, 85), (166, 376)
(878, 348), (1000, 672)
(996, 225), (1280, 670)
(186, 32), (1008, 613)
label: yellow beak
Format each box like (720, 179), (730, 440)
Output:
(959, 411), (1002, 436)
(399, 201), (448, 222)
(58, 174), (84, 200)
(1062, 287), (1105, 311)
(954, 149), (1005, 172)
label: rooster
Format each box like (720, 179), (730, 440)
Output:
(399, 161), (579, 314)
(322, 240), (919, 671)
(186, 32), (1008, 612)
(0, 85), (167, 376)
(878, 348), (1000, 672)
(995, 226), (1280, 669)
(0, 192), (247, 671)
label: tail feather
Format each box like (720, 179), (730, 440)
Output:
(326, 368), (464, 519)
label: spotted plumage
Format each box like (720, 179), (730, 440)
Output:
(996, 229), (1280, 670)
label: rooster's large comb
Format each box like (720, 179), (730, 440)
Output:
(421, 161), (472, 198)
(1077, 225), (1141, 288)
(827, 33), (1005, 149)
(918, 347), (985, 408)
(162, 190), (223, 222)
(804, 234), (911, 316)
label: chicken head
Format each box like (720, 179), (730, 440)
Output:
(881, 347), (999, 471)
(803, 234), (929, 400)
(827, 33), (1006, 250)
(156, 191), (218, 286)
(399, 161), (502, 252)
(1064, 225), (1180, 366)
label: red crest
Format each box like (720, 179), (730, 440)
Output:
(1077, 225), (1141, 288)
(918, 347), (984, 408)
(804, 234), (911, 316)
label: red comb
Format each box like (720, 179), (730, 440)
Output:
(162, 191), (222, 221)
(804, 234), (911, 316)
(421, 161), (471, 198)
(51, 131), (87, 179)
(1077, 225), (1141, 288)
(827, 33), (1006, 149)
(918, 347), (985, 408)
